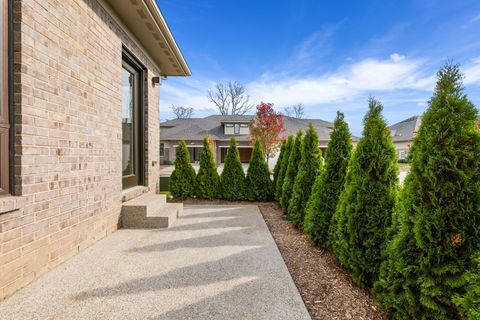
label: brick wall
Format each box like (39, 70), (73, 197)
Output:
(0, 0), (161, 300)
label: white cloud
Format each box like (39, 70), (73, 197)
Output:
(292, 24), (340, 65)
(390, 53), (405, 62)
(464, 57), (480, 85)
(160, 79), (215, 119)
(247, 54), (434, 107)
(470, 13), (480, 23)
(162, 54), (480, 124)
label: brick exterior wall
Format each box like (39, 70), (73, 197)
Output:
(0, 0), (161, 300)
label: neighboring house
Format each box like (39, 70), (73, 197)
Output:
(160, 115), (335, 168)
(0, 0), (189, 300)
(389, 116), (422, 160)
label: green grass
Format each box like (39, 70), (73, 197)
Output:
(160, 191), (172, 198)
(398, 162), (411, 170)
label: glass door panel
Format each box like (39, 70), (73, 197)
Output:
(122, 67), (134, 177)
(121, 60), (141, 189)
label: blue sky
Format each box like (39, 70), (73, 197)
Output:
(158, 0), (480, 135)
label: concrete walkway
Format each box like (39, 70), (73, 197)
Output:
(0, 205), (310, 320)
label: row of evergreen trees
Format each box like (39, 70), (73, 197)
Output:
(273, 64), (480, 319)
(169, 136), (273, 201)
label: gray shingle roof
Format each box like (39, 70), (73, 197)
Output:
(160, 114), (335, 141)
(389, 116), (422, 142)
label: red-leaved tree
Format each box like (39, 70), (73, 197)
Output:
(249, 102), (285, 164)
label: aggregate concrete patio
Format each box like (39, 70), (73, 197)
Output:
(0, 205), (310, 320)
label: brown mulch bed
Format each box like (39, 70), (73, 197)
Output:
(258, 202), (386, 320)
(175, 199), (386, 320)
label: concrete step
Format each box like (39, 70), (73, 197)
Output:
(121, 194), (181, 229)
(121, 186), (150, 202)
(122, 193), (167, 216)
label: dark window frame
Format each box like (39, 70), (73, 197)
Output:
(160, 143), (164, 157)
(121, 47), (145, 189)
(0, 0), (10, 195)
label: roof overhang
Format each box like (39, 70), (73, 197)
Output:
(102, 0), (191, 76)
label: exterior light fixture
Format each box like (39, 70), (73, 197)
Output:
(152, 76), (161, 87)
(152, 76), (168, 87)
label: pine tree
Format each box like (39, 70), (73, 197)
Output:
(331, 98), (398, 288)
(273, 140), (286, 187)
(245, 139), (273, 201)
(195, 136), (220, 200)
(374, 64), (480, 319)
(219, 137), (246, 200)
(304, 112), (352, 246)
(275, 135), (293, 201)
(280, 130), (303, 212)
(288, 123), (323, 227)
(169, 140), (196, 200)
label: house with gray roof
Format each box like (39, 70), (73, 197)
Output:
(160, 115), (335, 168)
(389, 116), (422, 160)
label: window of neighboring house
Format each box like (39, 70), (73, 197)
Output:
(160, 143), (165, 157)
(234, 124), (240, 134)
(399, 149), (407, 160)
(0, 0), (10, 195)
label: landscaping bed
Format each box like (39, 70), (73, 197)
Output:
(258, 202), (386, 320)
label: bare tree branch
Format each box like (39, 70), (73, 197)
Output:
(207, 83), (229, 115)
(283, 103), (305, 119)
(171, 105), (194, 119)
(207, 81), (253, 115)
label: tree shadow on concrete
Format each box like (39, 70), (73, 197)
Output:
(129, 227), (262, 253)
(149, 276), (309, 320)
(73, 204), (308, 319)
(75, 246), (272, 299)
(179, 206), (250, 220)
(155, 215), (253, 232)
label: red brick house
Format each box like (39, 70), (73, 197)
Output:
(0, 0), (190, 299)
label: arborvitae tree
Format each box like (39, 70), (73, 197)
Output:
(288, 123), (323, 227)
(169, 140), (196, 200)
(372, 175), (420, 319)
(453, 252), (480, 320)
(245, 139), (273, 201)
(374, 64), (480, 319)
(280, 130), (303, 212)
(195, 136), (220, 200)
(331, 98), (398, 288)
(304, 112), (352, 246)
(275, 135), (293, 201)
(272, 140), (286, 187)
(328, 160), (353, 253)
(219, 137), (246, 200)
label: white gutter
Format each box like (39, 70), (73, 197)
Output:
(144, 0), (191, 76)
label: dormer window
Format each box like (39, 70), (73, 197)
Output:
(223, 122), (249, 135)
